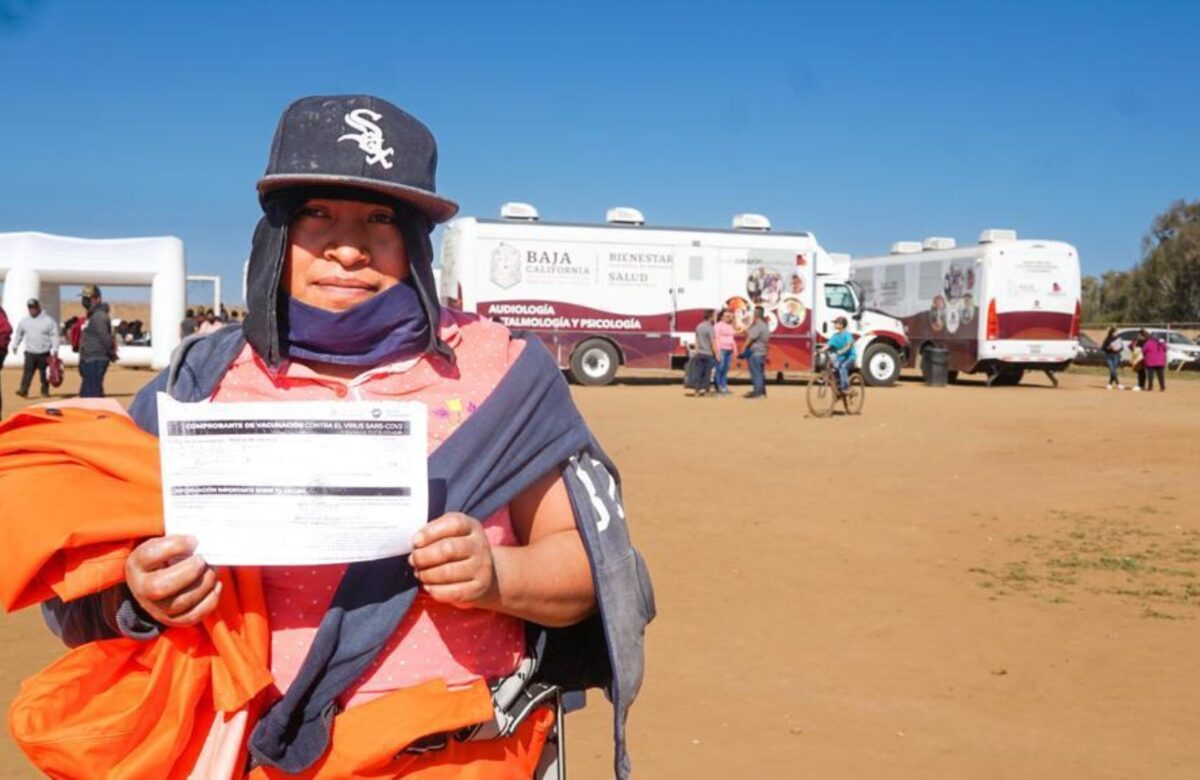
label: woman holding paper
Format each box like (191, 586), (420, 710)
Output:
(29, 96), (652, 779)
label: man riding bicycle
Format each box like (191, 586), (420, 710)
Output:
(827, 316), (856, 391)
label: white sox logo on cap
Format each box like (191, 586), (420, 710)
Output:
(338, 109), (395, 169)
(258, 95), (459, 223)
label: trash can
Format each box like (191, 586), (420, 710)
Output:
(922, 348), (950, 387)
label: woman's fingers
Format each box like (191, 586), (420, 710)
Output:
(413, 558), (478, 586)
(164, 581), (223, 627)
(421, 582), (475, 606)
(125, 535), (221, 626)
(410, 513), (479, 570)
(411, 513), (473, 548)
(137, 553), (209, 603)
(411, 534), (473, 570)
(157, 565), (219, 617)
(128, 535), (197, 574)
(410, 513), (498, 608)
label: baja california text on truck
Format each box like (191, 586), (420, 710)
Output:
(850, 230), (1082, 386)
(439, 204), (909, 386)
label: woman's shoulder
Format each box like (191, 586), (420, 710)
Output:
(440, 308), (527, 367)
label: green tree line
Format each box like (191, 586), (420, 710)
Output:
(1082, 198), (1200, 323)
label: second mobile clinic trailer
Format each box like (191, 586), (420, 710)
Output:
(439, 203), (908, 386)
(851, 230), (1082, 386)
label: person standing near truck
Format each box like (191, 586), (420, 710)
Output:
(743, 306), (770, 399)
(712, 308), (736, 395)
(12, 298), (60, 398)
(692, 310), (717, 397)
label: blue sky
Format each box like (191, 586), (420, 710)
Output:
(2, 0), (1197, 302)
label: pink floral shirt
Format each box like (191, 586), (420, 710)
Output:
(209, 311), (525, 708)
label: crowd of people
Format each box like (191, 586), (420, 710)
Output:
(0, 295), (1184, 415)
(0, 289), (255, 411)
(687, 314), (1178, 397)
(180, 304), (242, 337)
(0, 284), (119, 410)
(687, 305), (770, 398)
(1101, 326), (1168, 392)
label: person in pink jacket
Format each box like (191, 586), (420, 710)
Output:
(1140, 329), (1167, 391)
(712, 308), (737, 395)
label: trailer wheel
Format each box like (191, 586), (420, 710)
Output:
(862, 343), (901, 387)
(569, 339), (619, 386)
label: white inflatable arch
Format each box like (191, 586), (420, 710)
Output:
(0, 232), (185, 369)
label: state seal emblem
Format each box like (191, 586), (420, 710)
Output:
(490, 243), (523, 289)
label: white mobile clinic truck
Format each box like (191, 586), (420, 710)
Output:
(851, 230), (1082, 385)
(439, 203), (909, 386)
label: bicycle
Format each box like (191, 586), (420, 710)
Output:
(806, 349), (865, 417)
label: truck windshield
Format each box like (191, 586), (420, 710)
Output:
(824, 284), (856, 312)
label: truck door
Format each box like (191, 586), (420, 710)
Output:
(815, 280), (858, 343)
(671, 246), (719, 340)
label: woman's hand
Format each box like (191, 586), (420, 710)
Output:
(124, 535), (221, 627)
(410, 513), (499, 610)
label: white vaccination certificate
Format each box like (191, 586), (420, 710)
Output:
(156, 394), (428, 566)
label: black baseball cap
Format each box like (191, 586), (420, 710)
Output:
(80, 284), (101, 298)
(27, 298), (39, 307)
(256, 95), (459, 223)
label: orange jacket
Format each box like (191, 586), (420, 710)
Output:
(0, 406), (549, 778)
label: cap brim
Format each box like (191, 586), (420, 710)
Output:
(257, 174), (459, 223)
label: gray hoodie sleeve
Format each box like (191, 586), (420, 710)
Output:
(41, 585), (163, 647)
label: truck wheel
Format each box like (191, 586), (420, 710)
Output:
(569, 339), (619, 386)
(862, 343), (901, 386)
(991, 368), (1025, 386)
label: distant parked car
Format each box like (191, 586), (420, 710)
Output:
(1073, 333), (1106, 365)
(1114, 329), (1200, 368)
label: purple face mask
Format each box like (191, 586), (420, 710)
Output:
(285, 280), (430, 367)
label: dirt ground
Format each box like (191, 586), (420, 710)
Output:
(1, 363), (1197, 779)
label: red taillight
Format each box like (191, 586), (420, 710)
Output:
(986, 298), (999, 340)
(1070, 300), (1081, 338)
